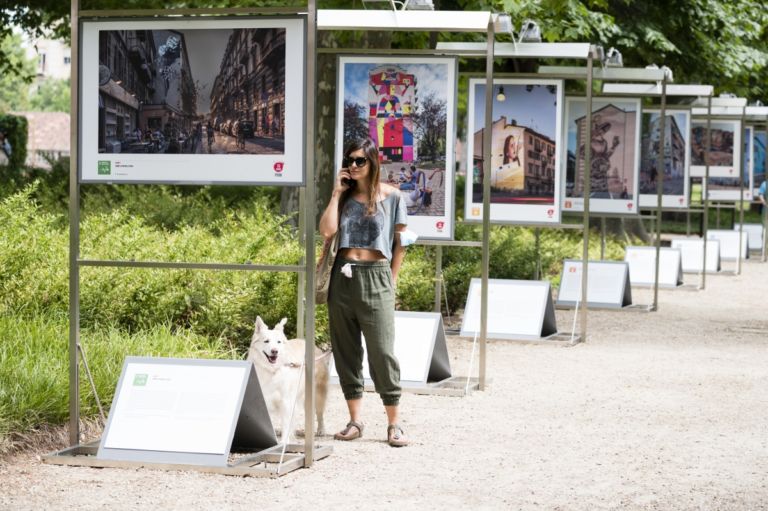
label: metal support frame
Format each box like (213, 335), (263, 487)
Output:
(579, 53), (594, 342)
(652, 77), (668, 311)
(55, 0), (328, 477)
(316, 9), (493, 394)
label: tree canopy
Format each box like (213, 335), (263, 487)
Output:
(2, 0), (766, 100)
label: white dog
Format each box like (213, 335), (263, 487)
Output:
(247, 316), (330, 444)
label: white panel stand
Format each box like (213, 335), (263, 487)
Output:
(671, 238), (722, 274)
(734, 223), (764, 253)
(707, 229), (749, 260)
(330, 312), (477, 396)
(45, 357), (329, 477)
(460, 278), (576, 345)
(556, 260), (643, 310)
(624, 246), (683, 288)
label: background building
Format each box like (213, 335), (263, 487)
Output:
(208, 28), (286, 137)
(640, 114), (686, 193)
(24, 37), (71, 83)
(472, 116), (556, 197)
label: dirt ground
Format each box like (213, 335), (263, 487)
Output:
(1, 257), (767, 510)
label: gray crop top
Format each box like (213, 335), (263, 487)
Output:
(338, 191), (408, 261)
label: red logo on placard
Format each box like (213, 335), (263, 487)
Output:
(565, 201), (572, 208)
(728, 168), (733, 174)
(679, 197), (684, 204)
(273, 162), (284, 173)
(569, 267), (577, 273)
(627, 202), (633, 209)
(547, 208), (554, 217)
(436, 221), (445, 231)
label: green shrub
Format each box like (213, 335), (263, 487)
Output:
(0, 313), (233, 451)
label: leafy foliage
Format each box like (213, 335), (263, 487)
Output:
(29, 78), (70, 112)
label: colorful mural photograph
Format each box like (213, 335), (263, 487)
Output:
(689, 119), (742, 178)
(336, 56), (457, 240)
(752, 129), (766, 197)
(563, 97), (642, 214)
(465, 78), (563, 224)
(701, 124), (749, 202)
(638, 109), (690, 208)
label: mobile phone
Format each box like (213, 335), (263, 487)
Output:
(342, 176), (357, 189)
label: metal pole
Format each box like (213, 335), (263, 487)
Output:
(297, 188), (306, 339)
(534, 228), (541, 280)
(68, 0), (81, 447)
(736, 107), (746, 275)
(479, 19), (495, 390)
(434, 245), (443, 313)
(652, 76), (667, 311)
(686, 209), (691, 236)
(700, 96), (711, 290)
(303, 0), (317, 467)
(579, 49), (594, 342)
(600, 217), (606, 260)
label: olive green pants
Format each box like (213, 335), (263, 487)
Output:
(328, 258), (401, 406)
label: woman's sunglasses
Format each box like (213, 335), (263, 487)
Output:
(343, 156), (368, 168)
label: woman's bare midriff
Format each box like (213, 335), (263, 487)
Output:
(338, 247), (387, 261)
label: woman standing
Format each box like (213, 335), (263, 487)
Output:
(318, 137), (409, 447)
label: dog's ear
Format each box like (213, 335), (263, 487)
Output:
(275, 317), (288, 331)
(254, 316), (267, 332)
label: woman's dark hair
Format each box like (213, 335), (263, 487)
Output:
(343, 137), (381, 215)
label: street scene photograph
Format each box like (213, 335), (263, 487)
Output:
(97, 26), (286, 156)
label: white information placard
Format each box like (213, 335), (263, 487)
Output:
(80, 17), (306, 185)
(707, 229), (749, 260)
(734, 223), (764, 251)
(556, 260), (632, 309)
(670, 238), (721, 273)
(624, 246), (683, 288)
(98, 357), (276, 466)
(330, 311), (451, 385)
(459, 279), (557, 340)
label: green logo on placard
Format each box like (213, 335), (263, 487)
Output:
(133, 373), (148, 386)
(97, 160), (111, 175)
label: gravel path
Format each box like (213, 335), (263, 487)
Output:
(1, 257), (767, 510)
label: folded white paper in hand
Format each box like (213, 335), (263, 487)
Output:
(399, 229), (419, 247)
(340, 262), (353, 278)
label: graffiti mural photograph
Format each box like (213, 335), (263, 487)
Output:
(336, 56), (457, 239)
(563, 97), (641, 214)
(80, 18), (306, 184)
(465, 78), (563, 224)
(638, 109), (690, 208)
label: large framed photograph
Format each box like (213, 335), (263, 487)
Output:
(562, 97), (642, 214)
(335, 56), (457, 240)
(752, 128), (766, 198)
(80, 17), (306, 185)
(465, 78), (564, 224)
(706, 125), (752, 202)
(639, 109), (691, 208)
(689, 119), (742, 179)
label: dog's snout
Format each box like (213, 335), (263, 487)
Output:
(271, 349), (279, 355)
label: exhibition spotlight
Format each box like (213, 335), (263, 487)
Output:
(402, 0), (434, 10)
(517, 19), (542, 43)
(719, 92), (737, 98)
(604, 47), (623, 67)
(496, 86), (506, 102)
(660, 66), (673, 82)
(494, 13), (513, 35)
